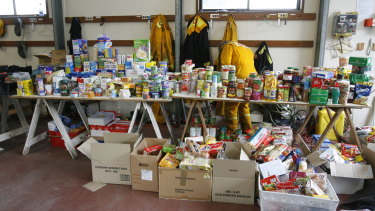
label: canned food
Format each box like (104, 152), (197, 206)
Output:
(244, 88), (252, 101)
(182, 72), (190, 80)
(181, 81), (189, 93)
(218, 86), (227, 98)
(221, 68), (229, 80)
(227, 86), (236, 98)
(236, 88), (244, 99)
(205, 66), (213, 81)
(94, 87), (103, 96)
(253, 77), (263, 92)
(228, 70), (236, 81)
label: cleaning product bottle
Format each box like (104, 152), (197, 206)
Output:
(211, 75), (218, 98)
(264, 71), (277, 101)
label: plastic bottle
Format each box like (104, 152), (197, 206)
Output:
(264, 71), (277, 101)
(211, 75), (218, 98)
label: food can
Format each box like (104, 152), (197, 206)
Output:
(71, 91), (78, 98)
(252, 77), (263, 92)
(277, 85), (285, 102)
(283, 85), (290, 102)
(60, 80), (70, 96)
(218, 86), (227, 98)
(227, 86), (236, 98)
(237, 79), (245, 89)
(221, 68), (229, 80)
(251, 91), (261, 100)
(236, 88), (244, 99)
(202, 82), (211, 97)
(244, 88), (252, 101)
(182, 72), (190, 80)
(222, 80), (229, 87)
(151, 92), (160, 99)
(228, 70), (236, 81)
(162, 88), (169, 99)
(205, 66), (213, 81)
(110, 89), (117, 98)
(181, 81), (189, 93)
(197, 68), (206, 80)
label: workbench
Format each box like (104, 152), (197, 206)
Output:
(172, 93), (370, 160)
(11, 95), (174, 159)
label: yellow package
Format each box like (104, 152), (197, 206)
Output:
(312, 195), (330, 199)
(159, 153), (179, 168)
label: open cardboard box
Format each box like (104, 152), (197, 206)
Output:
(212, 142), (256, 205)
(78, 132), (142, 185)
(34, 50), (66, 65)
(131, 138), (169, 192)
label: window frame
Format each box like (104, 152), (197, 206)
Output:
(197, 0), (305, 13)
(0, 0), (49, 18)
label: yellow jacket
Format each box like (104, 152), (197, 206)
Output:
(220, 41), (257, 79)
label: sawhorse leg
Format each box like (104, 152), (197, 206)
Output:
(180, 101), (196, 141)
(23, 99), (47, 155)
(160, 103), (175, 144)
(128, 102), (142, 133)
(143, 102), (162, 139)
(73, 100), (90, 132)
(1, 95), (10, 133)
(43, 99), (78, 159)
(0, 98), (29, 146)
(295, 106), (317, 155)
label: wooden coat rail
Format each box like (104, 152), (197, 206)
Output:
(185, 12), (316, 21)
(66, 40), (313, 48)
(0, 41), (55, 47)
(210, 40), (314, 48)
(65, 15), (175, 23)
(2, 17), (53, 25)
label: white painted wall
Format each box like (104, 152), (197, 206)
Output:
(0, 0), (53, 68)
(184, 0), (319, 72)
(323, 0), (375, 126)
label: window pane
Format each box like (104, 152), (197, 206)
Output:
(250, 0), (299, 10)
(15, 0), (47, 16)
(202, 0), (248, 10)
(0, 0), (15, 16)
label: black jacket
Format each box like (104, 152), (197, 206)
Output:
(181, 15), (210, 68)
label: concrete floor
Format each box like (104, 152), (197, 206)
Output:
(0, 113), (352, 211)
(0, 116), (258, 211)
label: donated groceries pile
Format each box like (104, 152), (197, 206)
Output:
(7, 34), (375, 209)
(179, 56), (373, 105)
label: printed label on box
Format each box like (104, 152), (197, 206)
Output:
(141, 169), (153, 181)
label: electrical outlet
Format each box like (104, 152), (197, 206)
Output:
(210, 14), (220, 19)
(85, 16), (93, 21)
(278, 13), (289, 19)
(141, 15), (150, 20)
(29, 18), (37, 23)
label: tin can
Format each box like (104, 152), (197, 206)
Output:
(221, 68), (229, 80)
(175, 81), (180, 93)
(71, 91), (78, 98)
(94, 87), (103, 96)
(228, 70), (236, 81)
(218, 86), (227, 98)
(251, 91), (261, 100)
(277, 85), (285, 102)
(162, 88), (169, 99)
(252, 77), (263, 92)
(181, 81), (189, 93)
(205, 66), (213, 81)
(151, 92), (160, 99)
(222, 80), (229, 87)
(198, 68), (206, 80)
(283, 85), (290, 102)
(202, 82), (211, 97)
(227, 86), (236, 98)
(182, 72), (190, 80)
(136, 85), (143, 97)
(236, 88), (244, 99)
(244, 88), (252, 101)
(237, 79), (245, 89)
(45, 84), (52, 96)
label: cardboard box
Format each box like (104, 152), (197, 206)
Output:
(212, 142), (256, 205)
(34, 50), (66, 65)
(159, 168), (212, 201)
(80, 133), (142, 185)
(131, 138), (169, 192)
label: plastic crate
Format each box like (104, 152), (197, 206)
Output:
(258, 175), (339, 211)
(48, 127), (87, 148)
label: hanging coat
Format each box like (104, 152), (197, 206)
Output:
(68, 17), (82, 55)
(181, 15), (210, 68)
(150, 14), (174, 70)
(222, 14), (238, 42)
(254, 41), (273, 74)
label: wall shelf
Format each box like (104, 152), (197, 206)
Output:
(2, 18), (53, 25)
(0, 41), (55, 47)
(66, 40), (313, 48)
(185, 12), (316, 21)
(65, 15), (175, 23)
(210, 40), (314, 48)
